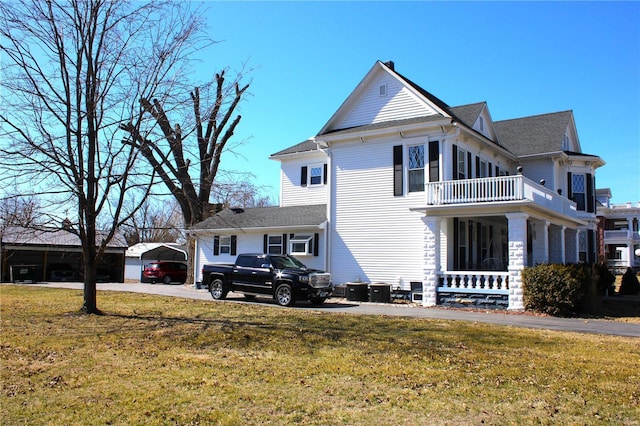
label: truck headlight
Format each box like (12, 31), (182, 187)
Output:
(299, 275), (309, 283)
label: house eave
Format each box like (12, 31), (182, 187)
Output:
(411, 200), (587, 227)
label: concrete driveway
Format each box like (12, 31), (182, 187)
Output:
(25, 282), (640, 338)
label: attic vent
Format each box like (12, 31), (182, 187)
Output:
(379, 84), (387, 97)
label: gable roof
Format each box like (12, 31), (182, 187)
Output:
(317, 60), (453, 136)
(494, 110), (573, 156)
(192, 204), (327, 231)
(449, 102), (486, 129)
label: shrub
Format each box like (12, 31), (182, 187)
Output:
(522, 264), (586, 317)
(618, 268), (640, 295)
(593, 262), (616, 296)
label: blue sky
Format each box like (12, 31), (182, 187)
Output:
(197, 1), (640, 205)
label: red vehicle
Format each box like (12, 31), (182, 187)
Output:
(142, 261), (187, 284)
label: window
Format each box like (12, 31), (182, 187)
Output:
(478, 116), (484, 132)
(290, 235), (313, 255)
(310, 165), (323, 185)
(267, 235), (283, 254)
(301, 164), (326, 187)
(562, 134), (570, 150)
(379, 84), (387, 96)
(214, 235), (236, 256)
(219, 236), (231, 254)
(479, 160), (488, 178)
(408, 145), (425, 192)
(457, 147), (466, 180)
(572, 174), (586, 211)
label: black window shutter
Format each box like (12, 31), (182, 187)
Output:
(495, 165), (500, 176)
(587, 173), (595, 213)
(231, 235), (237, 256)
(588, 230), (595, 264)
(323, 164), (328, 185)
(475, 156), (480, 178)
(467, 152), (472, 179)
(452, 144), (458, 180)
(282, 233), (288, 254)
(488, 162), (493, 177)
(213, 236), (220, 256)
(428, 141), (439, 182)
(263, 234), (268, 254)
(301, 166), (308, 187)
(567, 172), (573, 200)
(393, 145), (403, 196)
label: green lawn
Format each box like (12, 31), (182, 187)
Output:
(1, 285), (639, 425)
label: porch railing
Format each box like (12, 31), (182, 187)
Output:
(438, 271), (509, 295)
(425, 175), (577, 217)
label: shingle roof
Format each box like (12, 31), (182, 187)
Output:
(192, 204), (327, 231)
(494, 111), (573, 156)
(1, 226), (127, 248)
(449, 102), (486, 129)
(270, 139), (319, 157)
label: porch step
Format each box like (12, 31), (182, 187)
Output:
(438, 292), (509, 310)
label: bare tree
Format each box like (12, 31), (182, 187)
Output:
(121, 198), (184, 246)
(120, 69), (251, 283)
(212, 178), (274, 209)
(121, 72), (250, 226)
(0, 0), (209, 313)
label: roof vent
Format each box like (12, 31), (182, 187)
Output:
(231, 207), (244, 214)
(383, 60), (394, 70)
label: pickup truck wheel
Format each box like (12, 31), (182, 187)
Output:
(209, 279), (227, 300)
(275, 283), (295, 307)
(309, 297), (326, 305)
(162, 275), (172, 284)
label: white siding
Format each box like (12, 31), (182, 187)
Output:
(334, 73), (438, 131)
(280, 155), (328, 207)
(195, 231), (327, 283)
(329, 138), (426, 287)
(521, 159), (556, 190)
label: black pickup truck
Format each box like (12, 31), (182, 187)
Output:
(201, 253), (332, 306)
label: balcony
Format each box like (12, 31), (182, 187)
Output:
(424, 175), (578, 218)
(603, 230), (640, 241)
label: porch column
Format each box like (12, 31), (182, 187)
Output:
(531, 220), (550, 265)
(565, 228), (578, 264)
(421, 216), (441, 307)
(505, 213), (528, 310)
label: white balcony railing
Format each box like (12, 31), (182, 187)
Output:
(425, 175), (577, 217)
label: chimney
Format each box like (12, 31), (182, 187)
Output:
(383, 60), (394, 71)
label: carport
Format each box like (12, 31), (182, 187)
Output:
(0, 225), (126, 283)
(124, 243), (187, 282)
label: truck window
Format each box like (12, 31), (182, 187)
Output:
(235, 256), (253, 268)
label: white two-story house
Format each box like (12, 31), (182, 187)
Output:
(192, 60), (604, 310)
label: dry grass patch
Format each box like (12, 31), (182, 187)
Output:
(1, 285), (639, 425)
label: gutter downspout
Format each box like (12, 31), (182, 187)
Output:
(316, 139), (332, 273)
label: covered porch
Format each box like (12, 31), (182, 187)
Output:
(413, 175), (586, 310)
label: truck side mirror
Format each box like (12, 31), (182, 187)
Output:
(260, 263), (272, 270)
